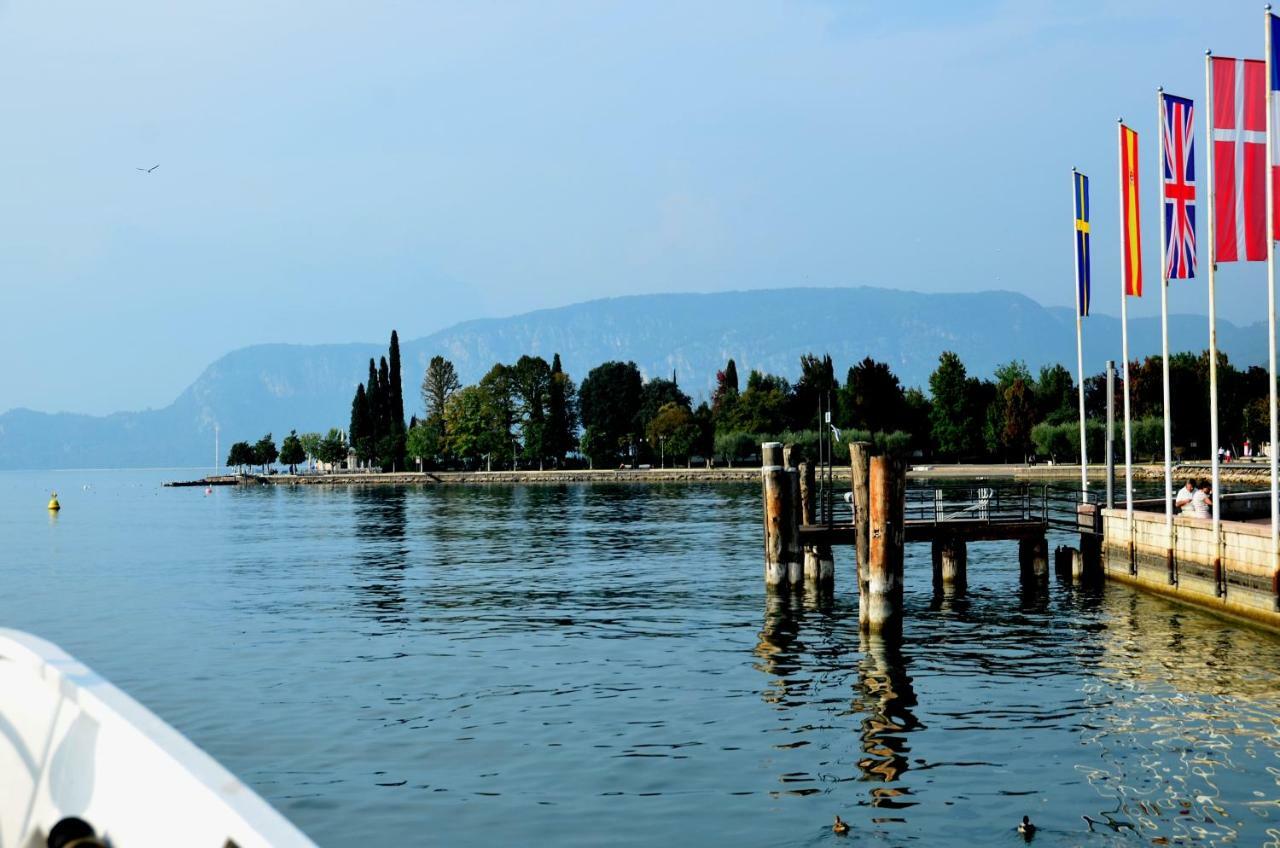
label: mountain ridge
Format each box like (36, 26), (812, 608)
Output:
(0, 286), (1266, 470)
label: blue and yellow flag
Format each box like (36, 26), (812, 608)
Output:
(1073, 170), (1091, 317)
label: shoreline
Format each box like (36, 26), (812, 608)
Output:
(164, 461), (1257, 488)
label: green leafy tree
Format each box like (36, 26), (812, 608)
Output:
(691, 401), (715, 463)
(444, 384), (503, 466)
(376, 356), (401, 469)
(987, 361), (1034, 459)
(636, 374), (691, 455)
(1001, 379), (1037, 460)
(711, 359), (740, 425)
(253, 433), (279, 472)
(366, 359), (384, 449)
(421, 355), (461, 425)
(579, 361), (644, 466)
(226, 441), (255, 474)
(316, 428), (348, 470)
(386, 332), (407, 470)
(902, 387), (932, 451)
(298, 432), (322, 469)
(713, 430), (758, 467)
(350, 383), (374, 466)
(791, 353), (836, 431)
(1036, 364), (1075, 425)
(929, 351), (975, 460)
(279, 430), (306, 473)
(406, 419), (442, 470)
(479, 363), (518, 468)
(546, 353), (578, 466)
(511, 355), (553, 467)
(646, 402), (699, 466)
(731, 370), (790, 435)
(842, 357), (905, 434)
(1031, 422), (1073, 462)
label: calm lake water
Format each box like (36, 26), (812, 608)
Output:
(3, 469), (1280, 846)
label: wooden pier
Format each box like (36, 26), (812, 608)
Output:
(761, 441), (1102, 634)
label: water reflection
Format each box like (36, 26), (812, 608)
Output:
(755, 594), (919, 811)
(353, 488), (408, 626)
(14, 473), (1280, 847)
(852, 634), (919, 795)
(1078, 589), (1280, 846)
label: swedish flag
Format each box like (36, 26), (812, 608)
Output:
(1073, 170), (1091, 317)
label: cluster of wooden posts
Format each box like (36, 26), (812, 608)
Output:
(762, 440), (1101, 637)
(761, 440), (907, 635)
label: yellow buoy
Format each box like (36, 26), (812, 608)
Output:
(47, 492), (61, 511)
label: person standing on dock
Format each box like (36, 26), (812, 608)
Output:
(1192, 480), (1213, 519)
(1176, 479), (1196, 514)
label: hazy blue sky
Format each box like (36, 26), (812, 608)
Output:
(0, 1), (1272, 414)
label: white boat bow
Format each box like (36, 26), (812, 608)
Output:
(0, 629), (316, 847)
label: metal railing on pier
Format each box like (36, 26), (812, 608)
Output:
(900, 483), (1102, 535)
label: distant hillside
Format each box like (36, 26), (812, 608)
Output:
(0, 287), (1266, 469)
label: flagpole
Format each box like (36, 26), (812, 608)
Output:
(1072, 168), (1089, 495)
(1157, 90), (1175, 569)
(1205, 50), (1223, 578)
(1118, 119), (1135, 531)
(1266, 8), (1279, 586)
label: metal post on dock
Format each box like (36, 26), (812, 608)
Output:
(850, 442), (874, 630)
(1106, 360), (1116, 510)
(866, 454), (905, 636)
(761, 442), (789, 590)
(799, 460), (834, 591)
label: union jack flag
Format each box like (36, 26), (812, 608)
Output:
(1161, 92), (1196, 279)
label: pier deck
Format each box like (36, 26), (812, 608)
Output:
(798, 517), (1050, 547)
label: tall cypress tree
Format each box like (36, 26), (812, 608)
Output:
(724, 359), (739, 394)
(387, 332), (407, 470)
(378, 356), (391, 435)
(548, 353), (568, 466)
(367, 358), (383, 446)
(350, 383), (373, 465)
(388, 330), (405, 434)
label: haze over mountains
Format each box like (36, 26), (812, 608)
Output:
(0, 287), (1266, 470)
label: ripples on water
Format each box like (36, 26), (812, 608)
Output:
(3, 471), (1280, 846)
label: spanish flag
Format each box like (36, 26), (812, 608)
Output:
(1119, 123), (1142, 296)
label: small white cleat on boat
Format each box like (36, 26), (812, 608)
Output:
(0, 629), (316, 847)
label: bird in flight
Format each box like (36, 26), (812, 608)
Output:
(136, 164), (159, 173)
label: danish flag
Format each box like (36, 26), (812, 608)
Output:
(1270, 13), (1280, 241)
(1211, 56), (1266, 263)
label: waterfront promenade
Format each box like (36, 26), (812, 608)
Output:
(178, 462), (1180, 488)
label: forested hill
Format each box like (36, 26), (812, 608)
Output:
(0, 287), (1266, 469)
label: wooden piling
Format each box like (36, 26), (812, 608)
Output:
(1079, 532), (1102, 581)
(784, 447), (803, 587)
(761, 442), (788, 589)
(866, 454), (905, 635)
(1018, 536), (1049, 583)
(850, 441), (873, 630)
(932, 537), (966, 592)
(1070, 547), (1085, 580)
(1054, 544), (1072, 578)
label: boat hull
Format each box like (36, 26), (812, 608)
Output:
(0, 629), (316, 848)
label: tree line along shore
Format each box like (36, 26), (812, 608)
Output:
(221, 330), (1274, 477)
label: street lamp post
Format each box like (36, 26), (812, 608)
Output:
(660, 436), (666, 469)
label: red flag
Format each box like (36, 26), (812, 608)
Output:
(1119, 124), (1142, 295)
(1211, 56), (1266, 263)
